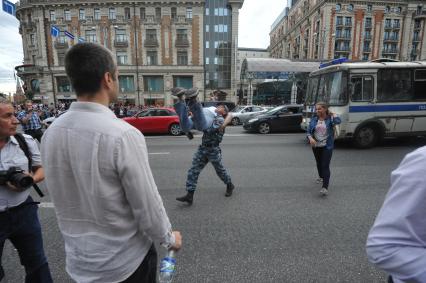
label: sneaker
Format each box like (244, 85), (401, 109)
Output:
(176, 191), (194, 205)
(319, 188), (328, 196)
(225, 183), (234, 197)
(186, 132), (194, 140)
(184, 88), (199, 99)
(171, 87), (186, 98)
(316, 178), (323, 184)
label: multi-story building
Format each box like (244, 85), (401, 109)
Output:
(15, 0), (244, 106)
(270, 1), (426, 62)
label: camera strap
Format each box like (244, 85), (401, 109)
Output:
(13, 134), (44, 197)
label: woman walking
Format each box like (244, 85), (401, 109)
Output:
(307, 102), (341, 196)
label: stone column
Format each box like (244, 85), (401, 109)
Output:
(230, 3), (241, 103)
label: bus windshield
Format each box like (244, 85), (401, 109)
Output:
(307, 71), (348, 106)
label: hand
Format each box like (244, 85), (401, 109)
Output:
(170, 231), (182, 251)
(5, 181), (26, 192)
(218, 125), (225, 133)
(308, 137), (317, 147)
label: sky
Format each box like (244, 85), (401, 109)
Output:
(0, 0), (288, 94)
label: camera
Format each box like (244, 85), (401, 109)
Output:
(0, 167), (34, 190)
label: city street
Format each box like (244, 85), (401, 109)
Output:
(3, 126), (426, 283)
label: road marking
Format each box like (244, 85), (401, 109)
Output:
(149, 152), (170, 155)
(144, 133), (304, 139)
(39, 202), (55, 208)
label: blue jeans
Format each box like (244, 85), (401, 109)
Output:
(174, 100), (209, 133)
(312, 147), (333, 189)
(0, 196), (52, 283)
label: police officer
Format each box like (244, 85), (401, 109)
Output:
(172, 88), (235, 205)
(17, 100), (44, 143)
(0, 96), (52, 282)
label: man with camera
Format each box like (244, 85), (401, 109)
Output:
(17, 100), (44, 143)
(0, 96), (52, 282)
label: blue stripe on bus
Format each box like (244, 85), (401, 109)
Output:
(349, 104), (426, 113)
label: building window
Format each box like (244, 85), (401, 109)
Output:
(367, 4), (372, 12)
(29, 34), (36, 45)
(336, 4), (341, 11)
(214, 57), (218, 64)
(79, 9), (85, 20)
(176, 29), (187, 41)
(116, 51), (128, 65)
(31, 79), (40, 93)
(85, 29), (97, 43)
(348, 4), (354, 12)
(147, 51), (158, 65)
(146, 29), (157, 41)
(186, 7), (192, 19)
(214, 41), (219, 48)
(115, 29), (127, 42)
(214, 24), (228, 33)
(58, 52), (66, 66)
(119, 76), (134, 92)
(378, 69), (413, 101)
(365, 17), (372, 28)
(173, 76), (193, 88)
(64, 10), (71, 21)
(206, 25), (209, 32)
(140, 8), (145, 20)
(206, 8), (209, 15)
(57, 77), (72, 93)
(345, 17), (352, 26)
(171, 7), (177, 20)
(155, 7), (161, 20)
(124, 7), (131, 20)
(144, 76), (164, 92)
(393, 19), (400, 28)
(177, 51), (188, 65)
(206, 57), (209, 64)
(214, 7), (228, 16)
(362, 54), (369, 61)
(396, 7), (402, 14)
(385, 6), (391, 13)
(336, 16), (343, 25)
(109, 8), (116, 20)
(49, 10), (55, 21)
(94, 8), (100, 20)
(206, 41), (209, 48)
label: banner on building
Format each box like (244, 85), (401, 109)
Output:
(51, 26), (60, 37)
(2, 0), (15, 16)
(64, 30), (75, 40)
(78, 37), (85, 43)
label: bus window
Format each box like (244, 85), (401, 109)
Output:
(317, 71), (347, 105)
(414, 69), (426, 100)
(351, 76), (373, 102)
(306, 76), (319, 104)
(378, 69), (413, 101)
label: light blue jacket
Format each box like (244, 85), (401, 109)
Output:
(307, 115), (341, 150)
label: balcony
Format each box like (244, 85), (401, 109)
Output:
(175, 37), (189, 47)
(415, 10), (426, 19)
(383, 36), (399, 42)
(364, 23), (372, 29)
(413, 36), (421, 42)
(335, 34), (352, 41)
(173, 15), (190, 24)
(363, 47), (371, 53)
(414, 23), (422, 30)
(54, 41), (69, 49)
(382, 48), (398, 54)
(344, 21), (352, 27)
(15, 64), (43, 77)
(364, 34), (372, 40)
(335, 46), (351, 52)
(336, 21), (343, 27)
(143, 15), (160, 24)
(384, 24), (392, 30)
(144, 38), (159, 47)
(114, 39), (128, 47)
(393, 24), (401, 30)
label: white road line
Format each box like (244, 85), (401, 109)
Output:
(149, 152), (170, 155)
(144, 133), (303, 139)
(39, 202), (55, 208)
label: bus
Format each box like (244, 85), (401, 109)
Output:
(301, 60), (426, 148)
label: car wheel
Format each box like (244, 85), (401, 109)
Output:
(231, 117), (240, 126)
(258, 122), (271, 134)
(169, 123), (181, 136)
(353, 125), (378, 149)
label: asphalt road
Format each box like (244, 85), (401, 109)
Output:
(3, 127), (426, 283)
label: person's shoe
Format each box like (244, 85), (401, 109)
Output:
(184, 88), (199, 99)
(170, 87), (186, 99)
(225, 183), (234, 197)
(186, 131), (194, 140)
(319, 187), (328, 196)
(176, 191), (194, 205)
(315, 178), (323, 184)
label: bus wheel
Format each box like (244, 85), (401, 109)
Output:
(353, 125), (378, 149)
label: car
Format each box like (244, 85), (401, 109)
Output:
(122, 107), (182, 136)
(201, 101), (236, 112)
(229, 105), (269, 126)
(243, 105), (304, 134)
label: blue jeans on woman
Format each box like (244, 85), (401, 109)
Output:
(312, 147), (333, 189)
(0, 196), (52, 283)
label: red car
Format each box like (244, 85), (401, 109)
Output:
(123, 108), (182, 136)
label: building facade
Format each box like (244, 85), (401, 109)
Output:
(269, 0), (426, 62)
(15, 0), (242, 107)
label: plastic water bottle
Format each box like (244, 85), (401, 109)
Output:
(159, 250), (176, 283)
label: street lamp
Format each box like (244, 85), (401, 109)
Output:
(246, 72), (254, 106)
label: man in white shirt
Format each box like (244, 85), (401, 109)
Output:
(41, 43), (181, 283)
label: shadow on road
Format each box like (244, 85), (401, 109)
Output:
(335, 136), (426, 150)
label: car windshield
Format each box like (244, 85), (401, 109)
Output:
(265, 106), (284, 115)
(231, 106), (244, 113)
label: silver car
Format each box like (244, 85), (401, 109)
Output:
(230, 105), (269, 126)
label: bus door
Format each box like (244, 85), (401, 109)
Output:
(349, 74), (376, 130)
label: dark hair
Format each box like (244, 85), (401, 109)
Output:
(65, 43), (116, 97)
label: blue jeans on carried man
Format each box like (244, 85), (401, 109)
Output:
(174, 100), (210, 133)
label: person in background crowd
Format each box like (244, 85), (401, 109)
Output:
(307, 101), (341, 196)
(41, 43), (181, 283)
(17, 100), (43, 143)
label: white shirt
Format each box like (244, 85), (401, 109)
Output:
(0, 134), (41, 211)
(203, 106), (218, 127)
(41, 102), (175, 283)
(366, 146), (426, 283)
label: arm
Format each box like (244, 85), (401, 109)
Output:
(306, 118), (316, 147)
(366, 148), (426, 282)
(26, 135), (44, 183)
(218, 113), (232, 132)
(116, 129), (181, 250)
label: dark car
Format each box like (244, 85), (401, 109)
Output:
(243, 105), (303, 134)
(201, 101), (236, 112)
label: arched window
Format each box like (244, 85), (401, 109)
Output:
(348, 4), (354, 12)
(31, 79), (40, 93)
(336, 3), (341, 11)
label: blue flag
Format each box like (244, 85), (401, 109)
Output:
(64, 31), (75, 40)
(51, 26), (60, 37)
(78, 37), (85, 43)
(2, 0), (15, 16)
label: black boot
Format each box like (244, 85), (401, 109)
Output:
(225, 183), (234, 197)
(176, 191), (194, 205)
(186, 131), (194, 140)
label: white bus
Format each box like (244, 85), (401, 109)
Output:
(301, 60), (426, 148)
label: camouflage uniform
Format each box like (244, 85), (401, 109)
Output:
(186, 117), (232, 192)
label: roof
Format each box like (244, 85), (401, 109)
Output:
(242, 58), (320, 73)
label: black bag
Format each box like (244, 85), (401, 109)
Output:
(14, 134), (44, 197)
